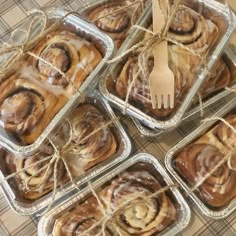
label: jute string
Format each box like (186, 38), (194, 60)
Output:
(0, 2), (148, 95)
(79, 182), (177, 236)
(187, 149), (236, 197)
(0, 117), (119, 215)
(185, 117), (236, 195)
(0, 10), (88, 102)
(3, 115), (235, 219)
(82, 143), (236, 235)
(203, 117), (236, 135)
(197, 92), (204, 117)
(107, 0), (209, 113)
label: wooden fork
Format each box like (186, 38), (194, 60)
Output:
(149, 0), (175, 109)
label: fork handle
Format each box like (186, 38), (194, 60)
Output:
(153, 40), (169, 68)
(152, 0), (166, 33)
(152, 0), (169, 68)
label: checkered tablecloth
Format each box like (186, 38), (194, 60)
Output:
(0, 0), (236, 235)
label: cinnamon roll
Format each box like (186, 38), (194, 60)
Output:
(100, 170), (177, 235)
(53, 197), (113, 236)
(175, 143), (236, 208)
(29, 31), (102, 95)
(168, 6), (218, 70)
(114, 6), (218, 117)
(6, 146), (68, 200)
(200, 59), (230, 98)
(115, 56), (189, 118)
(87, 0), (146, 48)
(52, 170), (177, 235)
(0, 68), (67, 144)
(213, 115), (236, 150)
(65, 104), (117, 174)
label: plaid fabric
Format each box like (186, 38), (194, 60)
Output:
(0, 0), (236, 235)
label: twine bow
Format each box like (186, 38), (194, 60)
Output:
(0, 10), (89, 97)
(108, 0), (209, 113)
(0, 10), (47, 73)
(0, 116), (119, 215)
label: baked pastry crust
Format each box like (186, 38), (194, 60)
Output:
(29, 31), (102, 96)
(3, 104), (117, 200)
(200, 59), (230, 98)
(169, 6), (218, 71)
(115, 56), (187, 118)
(0, 68), (67, 144)
(87, 1), (146, 48)
(114, 6), (221, 119)
(53, 197), (112, 236)
(5, 146), (68, 200)
(213, 115), (236, 150)
(65, 104), (117, 175)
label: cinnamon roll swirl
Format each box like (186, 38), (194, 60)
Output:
(29, 31), (102, 95)
(175, 143), (236, 208)
(168, 6), (218, 69)
(52, 170), (177, 235)
(53, 198), (113, 236)
(100, 170), (177, 235)
(115, 56), (188, 118)
(112, 6), (218, 117)
(87, 1), (145, 48)
(0, 68), (67, 144)
(213, 115), (236, 150)
(6, 146), (68, 200)
(65, 104), (117, 174)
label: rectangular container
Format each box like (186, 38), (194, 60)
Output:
(100, 0), (236, 131)
(165, 96), (236, 219)
(38, 153), (191, 236)
(0, 90), (131, 215)
(132, 46), (236, 137)
(0, 7), (114, 157)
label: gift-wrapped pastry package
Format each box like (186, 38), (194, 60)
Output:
(165, 96), (236, 218)
(38, 153), (190, 236)
(78, 0), (150, 49)
(132, 47), (236, 137)
(0, 91), (131, 215)
(100, 0), (236, 130)
(0, 7), (114, 156)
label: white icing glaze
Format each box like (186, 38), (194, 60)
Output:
(20, 65), (69, 97)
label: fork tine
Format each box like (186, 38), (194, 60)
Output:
(150, 91), (156, 109)
(169, 93), (174, 109)
(157, 94), (162, 109)
(163, 94), (169, 109)
(154, 94), (158, 109)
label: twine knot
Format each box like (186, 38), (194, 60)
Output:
(105, 209), (114, 221)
